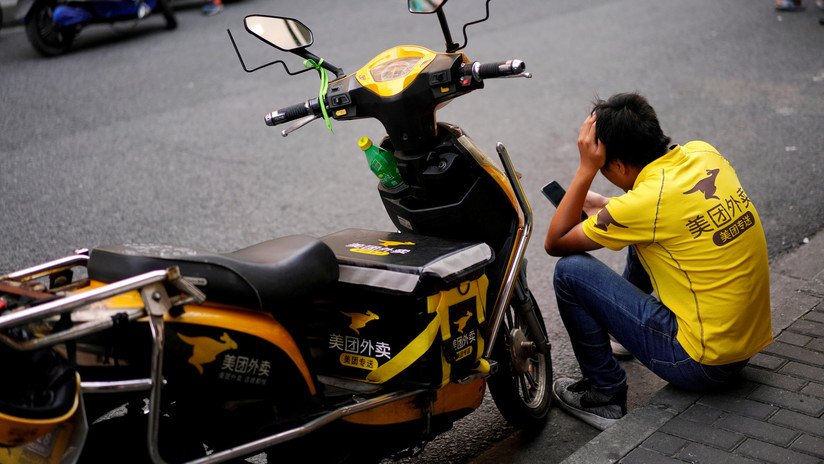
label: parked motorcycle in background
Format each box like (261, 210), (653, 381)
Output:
(15, 0), (176, 56)
(0, 1), (552, 463)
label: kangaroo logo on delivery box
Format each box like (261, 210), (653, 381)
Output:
(342, 310), (380, 334)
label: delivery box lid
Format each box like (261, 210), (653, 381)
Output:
(321, 229), (493, 294)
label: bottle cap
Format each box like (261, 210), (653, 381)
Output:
(357, 136), (372, 151)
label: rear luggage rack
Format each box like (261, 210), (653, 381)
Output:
(0, 252), (205, 351)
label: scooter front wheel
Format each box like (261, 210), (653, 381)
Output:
(25, 0), (75, 56)
(487, 290), (552, 429)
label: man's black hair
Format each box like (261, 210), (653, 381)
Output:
(593, 92), (671, 168)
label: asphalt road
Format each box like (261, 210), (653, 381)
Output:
(1, 0), (823, 462)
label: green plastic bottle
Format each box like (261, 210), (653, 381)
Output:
(357, 136), (403, 188)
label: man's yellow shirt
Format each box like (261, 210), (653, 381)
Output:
(582, 142), (772, 365)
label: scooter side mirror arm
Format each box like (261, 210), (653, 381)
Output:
(453, 0), (492, 52)
(427, 0), (491, 53)
(437, 8), (460, 53)
(293, 48), (345, 79)
(226, 29), (313, 76)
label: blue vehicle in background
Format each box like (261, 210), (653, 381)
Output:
(16, 0), (176, 56)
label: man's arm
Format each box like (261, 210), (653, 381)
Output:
(544, 114), (605, 256)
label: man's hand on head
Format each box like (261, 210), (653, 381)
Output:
(544, 115), (608, 257)
(577, 114), (606, 174)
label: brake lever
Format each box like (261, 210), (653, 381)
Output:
(281, 115), (320, 137)
(504, 72), (532, 79)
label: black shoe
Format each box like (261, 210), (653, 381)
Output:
(552, 378), (627, 430)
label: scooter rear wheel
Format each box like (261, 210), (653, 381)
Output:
(155, 0), (177, 30)
(487, 291), (552, 430)
(25, 0), (76, 56)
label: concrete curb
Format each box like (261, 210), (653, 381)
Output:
(562, 388), (701, 464)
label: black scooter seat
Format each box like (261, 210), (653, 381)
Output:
(88, 236), (339, 312)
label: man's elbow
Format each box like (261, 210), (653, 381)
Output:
(545, 227), (600, 256)
(544, 239), (565, 257)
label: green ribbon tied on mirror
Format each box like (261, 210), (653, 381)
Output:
(303, 58), (333, 133)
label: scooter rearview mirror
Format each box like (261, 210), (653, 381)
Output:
(244, 15), (313, 52)
(239, 15), (345, 78)
(408, 0), (448, 14)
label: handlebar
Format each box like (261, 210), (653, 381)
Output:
(264, 58), (528, 131)
(264, 98), (321, 127)
(463, 60), (526, 82)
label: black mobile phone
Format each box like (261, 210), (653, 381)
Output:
(541, 181), (588, 221)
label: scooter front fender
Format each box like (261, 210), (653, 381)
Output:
(53, 4), (92, 27)
(15, 0), (90, 23)
(15, 0), (141, 24)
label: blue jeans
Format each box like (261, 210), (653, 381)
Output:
(553, 249), (747, 394)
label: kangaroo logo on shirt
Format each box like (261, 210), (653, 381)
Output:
(683, 169), (720, 200)
(595, 208), (628, 232)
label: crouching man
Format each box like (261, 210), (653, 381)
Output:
(544, 92), (772, 430)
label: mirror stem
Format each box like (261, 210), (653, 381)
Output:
(437, 9), (459, 53)
(299, 49), (345, 79)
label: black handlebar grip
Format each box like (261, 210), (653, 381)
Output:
(264, 101), (312, 127)
(475, 60), (526, 80)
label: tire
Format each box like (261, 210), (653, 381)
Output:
(487, 289), (553, 429)
(25, 0), (75, 56)
(154, 0), (176, 30)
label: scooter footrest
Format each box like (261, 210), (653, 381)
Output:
(455, 359), (497, 384)
(317, 375), (382, 397)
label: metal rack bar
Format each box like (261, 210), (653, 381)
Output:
(0, 269), (169, 331)
(0, 308), (145, 350)
(182, 389), (425, 464)
(0, 253), (89, 281)
(483, 142), (533, 357)
(82, 379), (154, 393)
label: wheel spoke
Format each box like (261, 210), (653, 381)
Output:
(523, 370), (538, 389)
(488, 299), (552, 425)
(504, 307), (514, 331)
(517, 373), (530, 399)
(37, 8), (61, 45)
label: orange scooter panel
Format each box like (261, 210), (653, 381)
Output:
(168, 304), (317, 396)
(79, 281), (316, 396)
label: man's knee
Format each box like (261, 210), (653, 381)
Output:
(554, 253), (594, 283)
(553, 254), (596, 303)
